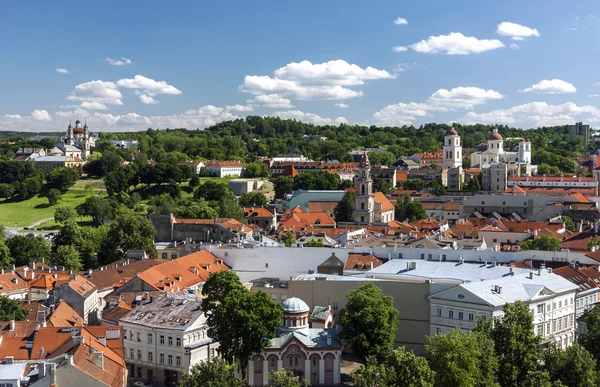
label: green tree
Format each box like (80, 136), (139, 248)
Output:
(77, 196), (114, 226)
(54, 206), (77, 224)
(202, 271), (283, 378)
(427, 180), (446, 196)
(543, 344), (598, 387)
(463, 175), (482, 192)
(304, 238), (324, 247)
(581, 305), (600, 360)
(46, 188), (61, 206)
(243, 161), (269, 178)
(352, 348), (435, 387)
(426, 329), (498, 387)
(189, 174), (200, 189)
(0, 239), (11, 269)
(402, 178), (424, 191)
(176, 200), (219, 220)
(177, 357), (244, 387)
(274, 176), (294, 199)
(281, 231), (295, 247)
(374, 180), (393, 194)
(0, 295), (28, 321)
(588, 236), (600, 251)
(104, 168), (130, 196)
(395, 195), (427, 222)
(339, 179), (355, 190)
(218, 195), (245, 222)
(522, 370), (565, 387)
(99, 215), (156, 264)
(340, 282), (398, 362)
(46, 167), (80, 191)
(238, 191), (269, 207)
(268, 370), (310, 387)
(293, 170), (341, 191)
(333, 191), (355, 222)
(194, 180), (235, 202)
(561, 216), (576, 232)
(520, 235), (560, 251)
(53, 244), (83, 271)
(6, 235), (50, 267)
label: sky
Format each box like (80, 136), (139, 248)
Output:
(2, 0), (600, 132)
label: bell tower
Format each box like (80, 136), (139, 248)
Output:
(353, 152), (375, 224)
(66, 121), (74, 146)
(442, 127), (462, 169)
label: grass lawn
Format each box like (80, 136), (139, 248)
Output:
(0, 189), (105, 227)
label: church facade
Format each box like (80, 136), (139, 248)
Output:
(53, 120), (94, 160)
(469, 128), (535, 175)
(352, 152), (395, 225)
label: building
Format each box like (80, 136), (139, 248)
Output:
(507, 176), (598, 195)
(553, 265), (600, 318)
(283, 190), (346, 212)
(428, 267), (578, 349)
(56, 275), (100, 324)
(470, 129), (535, 176)
(352, 153), (394, 224)
(248, 297), (341, 387)
(446, 166), (462, 190)
(54, 120), (94, 160)
(370, 166), (397, 188)
(442, 128), (462, 170)
(410, 151), (444, 168)
(278, 207), (337, 232)
(110, 139), (140, 149)
(119, 293), (217, 387)
(149, 214), (253, 243)
(0, 271), (29, 300)
(569, 122), (591, 145)
(203, 160), (245, 178)
(482, 161), (508, 191)
(460, 193), (564, 220)
(243, 207), (277, 230)
(228, 179), (264, 196)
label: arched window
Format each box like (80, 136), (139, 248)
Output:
(361, 185), (365, 194)
(361, 202), (365, 210)
(360, 216), (365, 223)
(362, 171), (365, 178)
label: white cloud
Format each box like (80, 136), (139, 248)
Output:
(589, 14), (595, 18)
(248, 94), (294, 109)
(106, 57), (132, 66)
(31, 109), (52, 121)
(139, 94), (159, 105)
(116, 113), (152, 126)
(273, 110), (347, 125)
(80, 101), (108, 110)
(372, 86), (503, 125)
(394, 17), (408, 25)
(241, 60), (393, 100)
(56, 68), (69, 74)
(496, 22), (540, 40)
(67, 80), (124, 105)
(567, 27), (578, 31)
(521, 79), (576, 94)
(393, 46), (408, 52)
(407, 32), (504, 55)
(335, 103), (349, 109)
(4, 114), (21, 119)
(454, 101), (600, 127)
(510, 43), (520, 49)
(225, 104), (254, 112)
(150, 105), (240, 129)
(117, 75), (181, 95)
(590, 94), (600, 98)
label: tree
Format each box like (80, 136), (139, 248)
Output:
(274, 176), (293, 199)
(16, 176), (43, 200)
(561, 216), (576, 232)
(268, 370), (310, 387)
(189, 174), (200, 189)
(202, 271), (283, 378)
(588, 236), (600, 251)
(304, 238), (324, 247)
(0, 183), (15, 199)
(218, 195), (245, 222)
(293, 170), (341, 191)
(340, 282), (397, 362)
(477, 301), (540, 387)
(54, 206), (77, 224)
(104, 168), (130, 196)
(463, 175), (482, 192)
(520, 235), (560, 251)
(194, 180), (235, 202)
(46, 188), (61, 206)
(352, 348), (435, 387)
(0, 295), (28, 321)
(339, 179), (355, 189)
(374, 180), (392, 194)
(99, 215), (156, 264)
(77, 196), (114, 226)
(427, 180), (446, 196)
(238, 191), (269, 207)
(333, 191), (355, 222)
(425, 329), (497, 387)
(281, 231), (295, 247)
(177, 357), (244, 387)
(543, 344), (598, 387)
(6, 235), (50, 267)
(53, 244), (83, 271)
(522, 370), (565, 387)
(402, 178), (424, 191)
(0, 239), (11, 269)
(243, 161), (269, 178)
(46, 167), (79, 191)
(395, 195), (427, 222)
(176, 200), (219, 220)
(581, 305), (600, 360)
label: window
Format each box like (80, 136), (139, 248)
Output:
(552, 319), (556, 332)
(436, 327), (442, 334)
(553, 302), (556, 310)
(547, 322), (551, 334)
(468, 313), (474, 321)
(137, 368), (142, 378)
(536, 324), (543, 336)
(211, 348), (215, 357)
(129, 330), (133, 341)
(176, 356), (181, 367)
(493, 239), (497, 243)
(160, 335), (165, 345)
(124, 330), (127, 340)
(537, 304), (544, 314)
(436, 308), (442, 316)
(160, 353), (164, 364)
(137, 349), (142, 360)
(265, 263), (268, 268)
(294, 356), (298, 366)
(148, 352), (153, 362)
(449, 310), (454, 319)
(482, 315), (487, 321)
(168, 337), (173, 346)
(420, 254), (425, 260)
(168, 355), (173, 365)
(176, 337), (181, 347)
(458, 312), (464, 320)
(558, 318), (562, 331)
(137, 332), (141, 342)
(148, 333), (153, 344)
(570, 315), (574, 327)
(289, 357), (293, 366)
(428, 254), (432, 260)
(130, 348), (134, 358)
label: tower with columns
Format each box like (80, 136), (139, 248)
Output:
(352, 152), (375, 224)
(442, 127), (462, 170)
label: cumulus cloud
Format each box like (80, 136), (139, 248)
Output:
(335, 103), (349, 109)
(394, 17), (408, 25)
(150, 105), (240, 129)
(117, 75), (181, 95)
(273, 110), (347, 125)
(496, 22), (540, 40)
(139, 94), (159, 104)
(454, 101), (600, 127)
(248, 94), (294, 109)
(521, 79), (576, 94)
(67, 80), (124, 106)
(80, 101), (108, 110)
(510, 44), (520, 49)
(393, 46), (408, 52)
(56, 68), (69, 74)
(590, 94), (600, 98)
(225, 104), (254, 112)
(406, 32), (504, 55)
(241, 60), (393, 100)
(106, 57), (132, 66)
(372, 86), (503, 125)
(31, 110), (52, 121)
(4, 114), (21, 119)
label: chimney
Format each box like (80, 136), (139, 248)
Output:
(509, 267), (514, 276)
(93, 351), (104, 370)
(5, 356), (13, 364)
(528, 272), (534, 279)
(11, 278), (18, 285)
(9, 264), (15, 271)
(72, 336), (85, 346)
(88, 269), (92, 276)
(53, 273), (57, 279)
(35, 324), (41, 332)
(144, 292), (150, 301)
(9, 321), (15, 331)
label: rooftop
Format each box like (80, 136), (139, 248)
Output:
(119, 293), (205, 331)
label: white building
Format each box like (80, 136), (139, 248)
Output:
(203, 160), (245, 178)
(442, 128), (462, 170)
(429, 267), (578, 349)
(353, 153), (395, 224)
(120, 293), (218, 387)
(470, 129), (535, 175)
(482, 161), (508, 192)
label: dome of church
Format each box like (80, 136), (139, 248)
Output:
(446, 128), (458, 136)
(488, 131), (503, 141)
(282, 297), (310, 313)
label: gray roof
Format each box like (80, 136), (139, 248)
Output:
(34, 156), (69, 162)
(433, 269), (579, 307)
(120, 292), (205, 331)
(0, 362), (27, 379)
(366, 259), (534, 284)
(310, 306), (330, 321)
(62, 144), (82, 152)
(268, 328), (340, 349)
(318, 253), (345, 268)
(282, 297), (310, 313)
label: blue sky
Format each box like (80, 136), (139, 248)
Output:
(1, 0), (600, 131)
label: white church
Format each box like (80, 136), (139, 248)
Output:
(469, 128), (535, 173)
(49, 120), (95, 160)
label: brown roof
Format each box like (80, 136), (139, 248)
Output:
(443, 202), (460, 211)
(47, 301), (84, 328)
(553, 266), (599, 292)
(19, 300), (49, 323)
(84, 260), (162, 291)
(205, 160), (245, 167)
(28, 273), (72, 290)
(279, 207), (336, 230)
(373, 191), (394, 212)
(65, 275), (97, 297)
(0, 272), (29, 295)
(307, 201), (338, 214)
(510, 176), (596, 182)
(243, 207), (275, 218)
(344, 253), (383, 271)
(560, 232), (599, 252)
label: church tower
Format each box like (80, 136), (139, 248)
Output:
(82, 122), (90, 159)
(442, 127), (462, 169)
(353, 152), (375, 224)
(66, 121), (74, 146)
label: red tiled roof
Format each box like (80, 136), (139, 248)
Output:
(205, 160), (245, 168)
(509, 176), (596, 182)
(344, 253), (383, 271)
(47, 301), (84, 327)
(28, 273), (71, 290)
(307, 202), (338, 214)
(243, 207), (275, 218)
(66, 275), (98, 297)
(374, 192), (394, 212)
(279, 207), (336, 230)
(84, 260), (162, 291)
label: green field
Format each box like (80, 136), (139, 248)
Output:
(0, 189), (106, 227)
